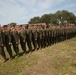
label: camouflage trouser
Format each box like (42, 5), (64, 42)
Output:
(32, 39), (38, 50)
(12, 43), (19, 55)
(56, 35), (59, 43)
(53, 35), (56, 44)
(58, 34), (61, 42)
(39, 39), (43, 48)
(27, 40), (32, 51)
(43, 38), (46, 48)
(46, 37), (49, 46)
(45, 37), (48, 47)
(0, 46), (6, 60)
(51, 36), (54, 44)
(20, 41), (26, 52)
(48, 36), (51, 46)
(5, 44), (13, 58)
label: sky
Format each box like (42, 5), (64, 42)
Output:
(0, 0), (76, 25)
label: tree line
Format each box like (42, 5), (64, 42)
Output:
(28, 10), (76, 26)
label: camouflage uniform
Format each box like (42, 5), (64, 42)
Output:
(26, 30), (33, 52)
(56, 29), (59, 43)
(32, 30), (38, 50)
(19, 29), (27, 53)
(62, 28), (65, 41)
(48, 29), (52, 45)
(43, 30), (46, 48)
(66, 28), (69, 40)
(58, 29), (62, 42)
(37, 29), (43, 49)
(54, 29), (57, 43)
(11, 28), (19, 57)
(51, 29), (54, 44)
(60, 28), (63, 41)
(0, 29), (7, 62)
(45, 29), (49, 46)
(4, 29), (13, 59)
(63, 28), (66, 41)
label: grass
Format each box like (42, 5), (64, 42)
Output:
(0, 37), (76, 75)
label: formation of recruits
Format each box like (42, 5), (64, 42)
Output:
(0, 25), (76, 62)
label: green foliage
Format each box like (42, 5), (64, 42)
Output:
(49, 14), (58, 24)
(40, 13), (52, 25)
(55, 10), (75, 25)
(28, 10), (76, 25)
(28, 17), (40, 24)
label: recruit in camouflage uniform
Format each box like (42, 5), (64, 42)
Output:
(26, 30), (33, 52)
(19, 26), (27, 54)
(32, 29), (38, 50)
(0, 27), (7, 62)
(37, 29), (43, 49)
(11, 27), (19, 58)
(48, 29), (52, 46)
(42, 29), (46, 48)
(46, 29), (50, 46)
(3, 26), (13, 60)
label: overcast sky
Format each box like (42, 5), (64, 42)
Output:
(0, 0), (76, 25)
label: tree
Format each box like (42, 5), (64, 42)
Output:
(28, 17), (40, 24)
(49, 14), (58, 25)
(40, 14), (52, 25)
(55, 10), (75, 25)
(28, 10), (76, 26)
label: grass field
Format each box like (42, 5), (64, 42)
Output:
(0, 37), (76, 75)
